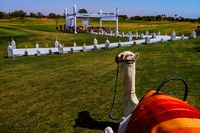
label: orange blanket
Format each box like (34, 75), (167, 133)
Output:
(125, 90), (200, 133)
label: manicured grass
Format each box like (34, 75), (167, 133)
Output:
(0, 18), (200, 133)
(90, 20), (198, 35)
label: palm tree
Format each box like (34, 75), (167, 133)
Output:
(174, 14), (178, 20)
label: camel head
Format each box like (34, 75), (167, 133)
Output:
(116, 51), (139, 65)
(116, 51), (139, 117)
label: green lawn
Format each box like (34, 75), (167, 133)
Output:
(0, 18), (200, 133)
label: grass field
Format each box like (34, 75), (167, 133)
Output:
(0, 18), (200, 133)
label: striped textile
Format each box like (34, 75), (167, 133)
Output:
(125, 90), (200, 133)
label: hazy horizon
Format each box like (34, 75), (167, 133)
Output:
(1, 0), (200, 18)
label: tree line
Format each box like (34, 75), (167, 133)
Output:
(119, 14), (200, 23)
(0, 10), (199, 23)
(0, 10), (62, 19)
(0, 9), (88, 19)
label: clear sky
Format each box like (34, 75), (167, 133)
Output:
(0, 0), (200, 18)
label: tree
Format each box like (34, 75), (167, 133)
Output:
(167, 16), (175, 21)
(119, 15), (128, 20)
(36, 12), (43, 18)
(162, 14), (166, 21)
(156, 15), (162, 21)
(48, 13), (56, 18)
(17, 10), (26, 17)
(9, 10), (26, 18)
(78, 9), (88, 13)
(129, 16), (142, 21)
(30, 12), (36, 17)
(0, 11), (7, 19)
(174, 14), (178, 21)
(198, 17), (200, 24)
(179, 16), (185, 22)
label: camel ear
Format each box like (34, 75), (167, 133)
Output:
(134, 52), (139, 60)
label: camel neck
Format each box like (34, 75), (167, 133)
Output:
(121, 63), (139, 117)
(122, 63), (136, 93)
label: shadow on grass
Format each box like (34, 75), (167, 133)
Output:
(73, 111), (119, 132)
(194, 46), (200, 52)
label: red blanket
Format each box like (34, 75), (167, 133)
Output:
(125, 90), (200, 133)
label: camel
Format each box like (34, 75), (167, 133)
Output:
(105, 51), (200, 133)
(105, 51), (139, 133)
(116, 51), (139, 117)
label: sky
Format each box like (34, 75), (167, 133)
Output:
(0, 0), (200, 18)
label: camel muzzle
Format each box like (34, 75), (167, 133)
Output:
(115, 54), (135, 64)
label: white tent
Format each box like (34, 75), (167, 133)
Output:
(64, 5), (119, 34)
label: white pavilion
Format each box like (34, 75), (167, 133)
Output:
(64, 5), (119, 34)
